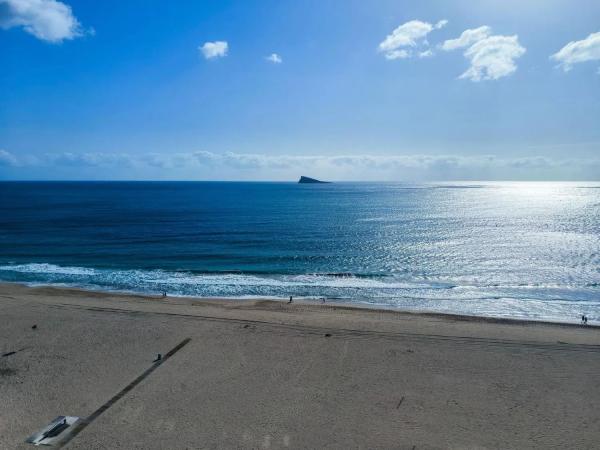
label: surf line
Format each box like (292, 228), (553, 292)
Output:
(55, 337), (191, 448)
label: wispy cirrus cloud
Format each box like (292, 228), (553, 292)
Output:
(551, 31), (600, 72)
(199, 40), (228, 59)
(378, 19), (447, 60)
(442, 26), (526, 81)
(0, 0), (87, 43)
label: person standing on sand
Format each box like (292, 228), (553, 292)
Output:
(288, 296), (293, 304)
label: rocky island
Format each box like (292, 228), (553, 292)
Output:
(298, 176), (330, 184)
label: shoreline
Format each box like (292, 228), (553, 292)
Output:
(1, 280), (597, 330)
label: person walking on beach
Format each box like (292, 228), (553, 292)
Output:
(288, 296), (293, 304)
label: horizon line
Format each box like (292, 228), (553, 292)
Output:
(1, 179), (599, 183)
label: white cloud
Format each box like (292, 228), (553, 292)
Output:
(266, 53), (282, 64)
(50, 152), (132, 167)
(200, 41), (228, 59)
(419, 49), (433, 58)
(551, 31), (600, 72)
(434, 20), (448, 30)
(384, 49), (410, 60)
(0, 149), (18, 166)
(441, 26), (491, 51)
(443, 26), (525, 81)
(0, 0), (84, 43)
(460, 35), (525, 81)
(378, 19), (447, 60)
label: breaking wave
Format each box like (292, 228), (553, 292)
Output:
(1, 262), (598, 324)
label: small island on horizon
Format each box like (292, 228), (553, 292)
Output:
(298, 176), (330, 184)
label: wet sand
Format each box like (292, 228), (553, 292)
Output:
(1, 283), (599, 449)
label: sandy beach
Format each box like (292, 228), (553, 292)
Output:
(1, 283), (599, 449)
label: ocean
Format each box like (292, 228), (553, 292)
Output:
(0, 181), (598, 323)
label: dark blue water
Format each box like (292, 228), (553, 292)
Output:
(1, 181), (599, 323)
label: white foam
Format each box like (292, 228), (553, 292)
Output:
(112, 270), (440, 290)
(1, 262), (598, 324)
(0, 263), (96, 276)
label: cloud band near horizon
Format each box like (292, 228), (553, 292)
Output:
(1, 149), (598, 181)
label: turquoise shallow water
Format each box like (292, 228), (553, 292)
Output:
(0, 181), (598, 323)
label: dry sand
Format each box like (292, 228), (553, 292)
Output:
(1, 283), (599, 449)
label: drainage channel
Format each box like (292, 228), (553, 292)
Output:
(28, 337), (191, 448)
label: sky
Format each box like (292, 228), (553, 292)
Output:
(1, 0), (599, 181)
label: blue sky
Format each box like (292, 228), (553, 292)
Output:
(1, 0), (599, 180)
